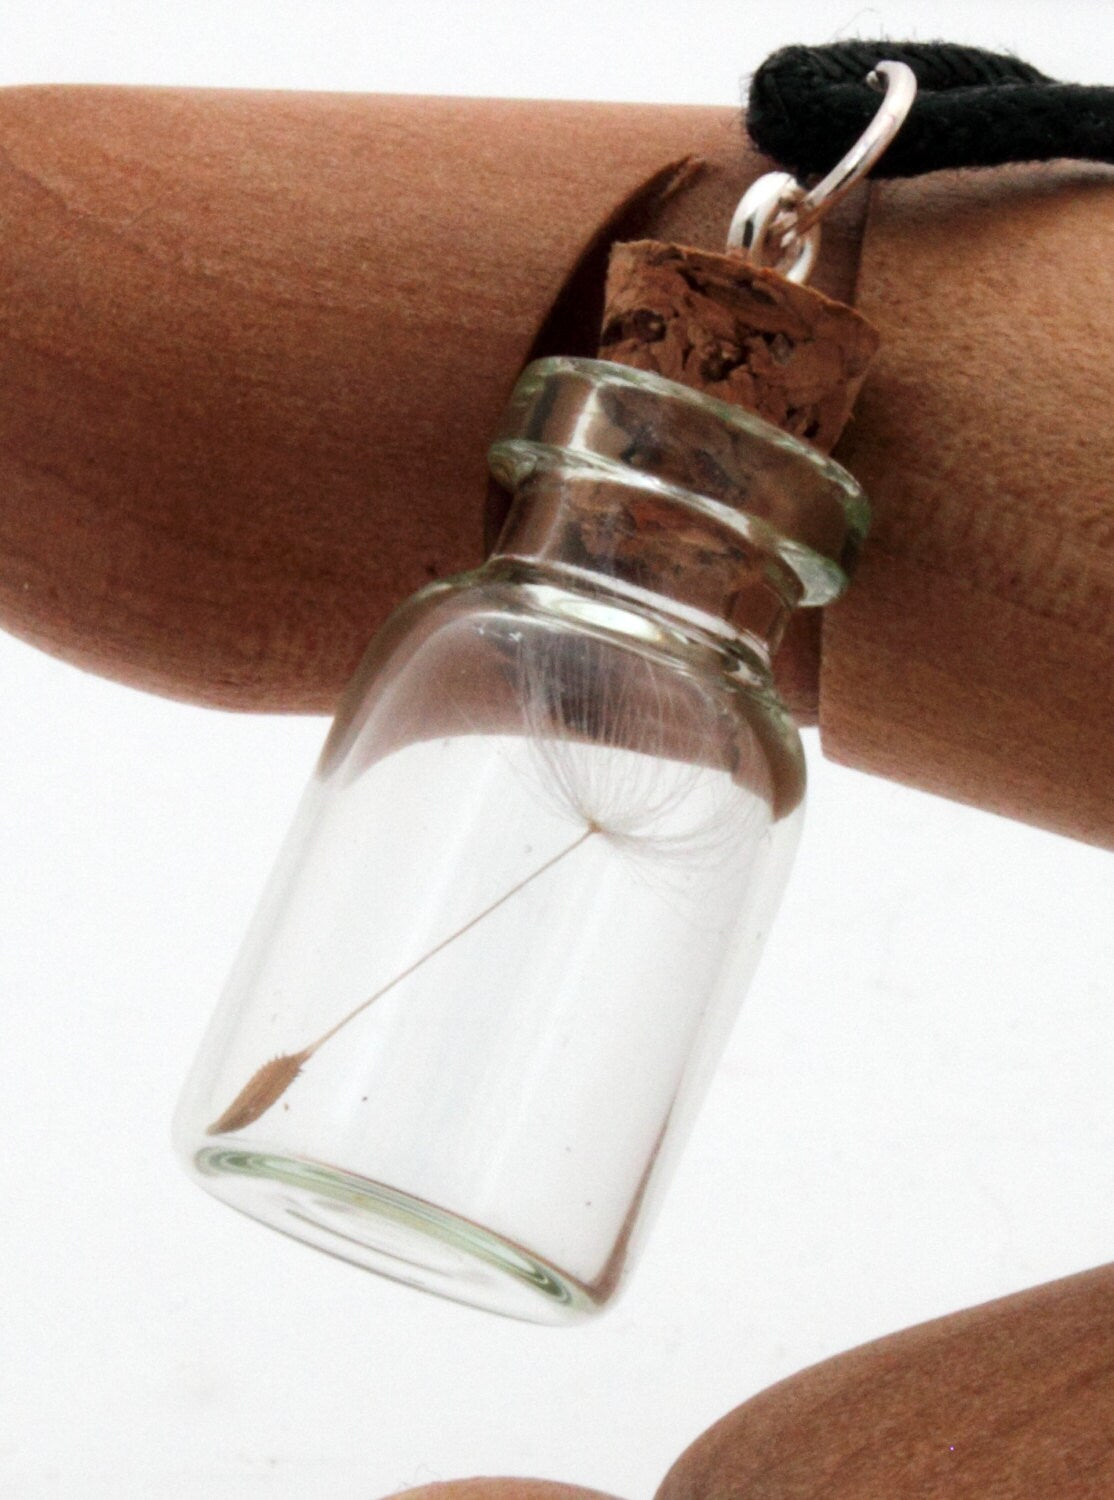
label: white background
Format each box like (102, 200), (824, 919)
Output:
(2, 4), (1112, 1498)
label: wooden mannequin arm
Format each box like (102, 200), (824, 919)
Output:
(0, 85), (1110, 850)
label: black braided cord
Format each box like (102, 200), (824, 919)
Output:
(747, 41), (1114, 180)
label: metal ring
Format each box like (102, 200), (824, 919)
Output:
(727, 58), (917, 284)
(725, 172), (820, 283)
(792, 59), (918, 236)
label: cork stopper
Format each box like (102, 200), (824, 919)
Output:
(598, 239), (880, 456)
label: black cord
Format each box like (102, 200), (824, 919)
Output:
(747, 41), (1114, 180)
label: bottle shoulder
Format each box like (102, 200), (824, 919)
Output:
(331, 566), (806, 818)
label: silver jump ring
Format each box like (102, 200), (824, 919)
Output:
(793, 60), (918, 234)
(727, 58), (917, 284)
(725, 172), (820, 283)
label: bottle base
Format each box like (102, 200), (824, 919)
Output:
(192, 1147), (600, 1325)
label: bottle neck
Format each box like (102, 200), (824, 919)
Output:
(490, 464), (804, 665)
(487, 357), (870, 678)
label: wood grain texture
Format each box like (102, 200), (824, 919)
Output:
(0, 86), (713, 708)
(823, 164), (1114, 848)
(656, 1261), (1114, 1500)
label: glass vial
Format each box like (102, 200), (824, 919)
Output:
(174, 356), (868, 1324)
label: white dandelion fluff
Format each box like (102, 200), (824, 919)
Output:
(512, 628), (762, 885)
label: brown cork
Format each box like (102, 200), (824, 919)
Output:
(594, 238), (879, 718)
(598, 240), (880, 457)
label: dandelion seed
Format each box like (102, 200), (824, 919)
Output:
(209, 630), (760, 1136)
(207, 824), (596, 1135)
(207, 1050), (311, 1135)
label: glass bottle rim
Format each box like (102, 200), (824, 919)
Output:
(490, 355), (870, 606)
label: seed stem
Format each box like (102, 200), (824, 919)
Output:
(304, 823), (598, 1057)
(207, 824), (598, 1134)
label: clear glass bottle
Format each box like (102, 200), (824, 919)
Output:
(174, 356), (868, 1324)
